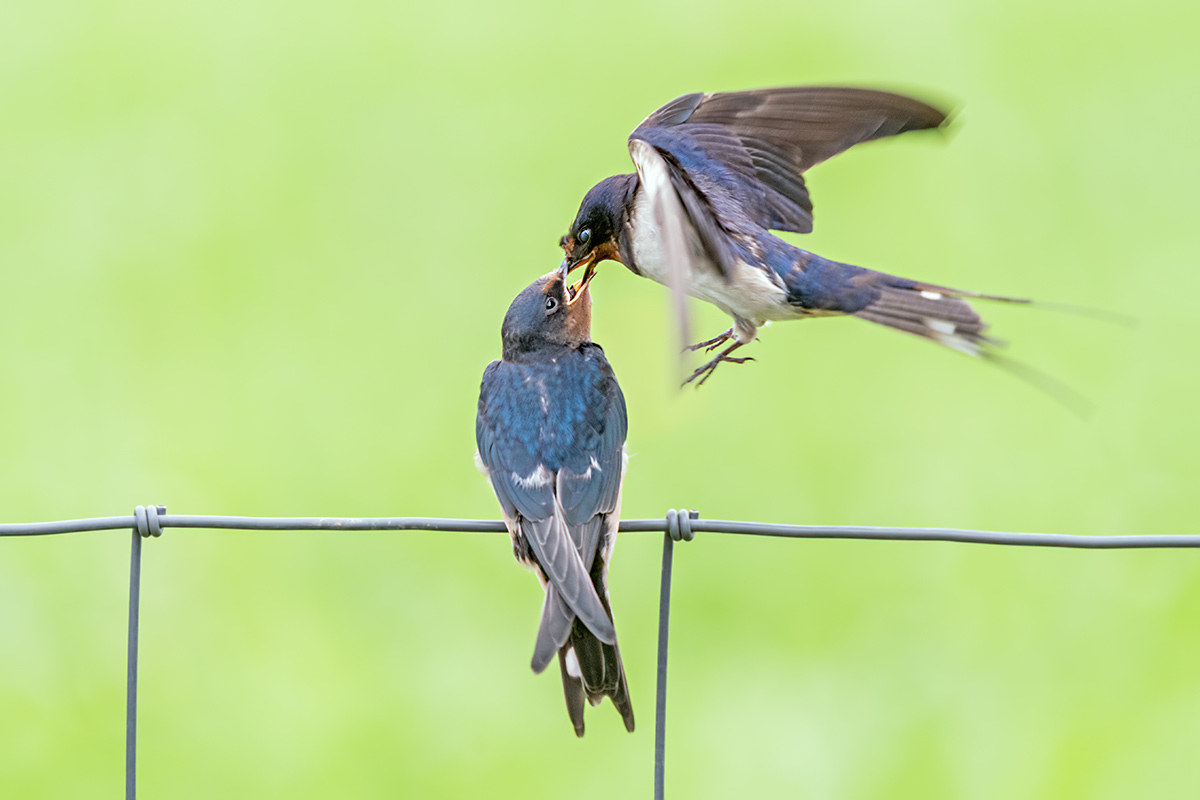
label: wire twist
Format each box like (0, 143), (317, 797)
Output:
(133, 505), (165, 538)
(665, 509), (697, 541)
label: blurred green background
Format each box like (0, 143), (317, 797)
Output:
(2, 0), (1198, 797)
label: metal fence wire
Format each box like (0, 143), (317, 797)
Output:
(5, 505), (1200, 800)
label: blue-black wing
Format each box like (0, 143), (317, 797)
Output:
(532, 356), (626, 674)
(555, 355), (627, 529)
(475, 351), (626, 655)
(631, 86), (948, 236)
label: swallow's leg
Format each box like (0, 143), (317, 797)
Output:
(683, 339), (755, 388)
(683, 327), (734, 354)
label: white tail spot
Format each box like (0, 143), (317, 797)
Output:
(924, 318), (957, 335)
(565, 647), (581, 678)
(920, 290), (944, 300)
(923, 318), (980, 356)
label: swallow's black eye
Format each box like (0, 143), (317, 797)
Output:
(578, 228), (591, 246)
(545, 295), (558, 313)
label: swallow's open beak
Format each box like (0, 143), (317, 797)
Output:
(563, 253), (598, 306)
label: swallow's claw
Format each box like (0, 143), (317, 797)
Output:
(683, 340), (753, 387)
(683, 327), (734, 354)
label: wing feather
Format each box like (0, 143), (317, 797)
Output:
(632, 86), (948, 234)
(516, 507), (615, 645)
(476, 356), (623, 648)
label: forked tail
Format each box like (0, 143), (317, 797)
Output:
(847, 270), (1092, 415)
(532, 552), (634, 736)
(852, 276), (1031, 357)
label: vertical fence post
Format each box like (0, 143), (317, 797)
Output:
(127, 505), (163, 800)
(655, 510), (696, 800)
(126, 526), (142, 800)
(654, 530), (673, 800)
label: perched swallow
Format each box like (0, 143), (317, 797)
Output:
(475, 267), (634, 736)
(559, 86), (1029, 385)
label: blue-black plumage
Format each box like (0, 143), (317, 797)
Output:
(475, 267), (634, 737)
(559, 86), (1031, 385)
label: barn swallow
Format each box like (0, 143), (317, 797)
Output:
(475, 266), (634, 736)
(559, 86), (1030, 385)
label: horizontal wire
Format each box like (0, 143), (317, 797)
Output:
(0, 516), (138, 536)
(1, 513), (1199, 548)
(688, 521), (1200, 549)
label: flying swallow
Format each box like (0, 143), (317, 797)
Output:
(559, 86), (1029, 385)
(475, 267), (634, 736)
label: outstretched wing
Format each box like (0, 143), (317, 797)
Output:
(631, 86), (948, 235)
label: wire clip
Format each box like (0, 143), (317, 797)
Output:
(666, 508), (698, 542)
(133, 505), (166, 538)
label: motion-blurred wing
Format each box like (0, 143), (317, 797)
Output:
(627, 138), (708, 345)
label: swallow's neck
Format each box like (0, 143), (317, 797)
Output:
(611, 174), (641, 275)
(502, 338), (579, 364)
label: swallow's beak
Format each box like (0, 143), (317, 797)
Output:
(564, 252), (598, 306)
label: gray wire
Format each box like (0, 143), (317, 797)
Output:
(1, 516), (142, 536)
(687, 520), (1200, 548)
(654, 532), (674, 800)
(126, 529), (141, 800)
(4, 513), (1200, 546)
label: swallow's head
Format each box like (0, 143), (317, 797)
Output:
(501, 270), (592, 359)
(559, 174), (635, 284)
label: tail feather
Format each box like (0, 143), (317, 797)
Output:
(557, 619), (634, 736)
(853, 274), (1097, 416)
(558, 646), (587, 737)
(544, 547), (634, 736)
(783, 252), (1029, 357)
(785, 254), (1095, 414)
(853, 277), (1029, 357)
(531, 585), (574, 674)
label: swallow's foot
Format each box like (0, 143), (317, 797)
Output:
(683, 328), (734, 354)
(683, 340), (754, 388)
